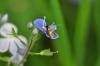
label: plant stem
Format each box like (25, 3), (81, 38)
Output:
(0, 56), (9, 62)
(19, 35), (38, 65)
(28, 52), (40, 55)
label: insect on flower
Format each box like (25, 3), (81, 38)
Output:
(34, 17), (59, 39)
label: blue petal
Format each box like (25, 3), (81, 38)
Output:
(51, 33), (59, 39)
(48, 24), (57, 31)
(34, 18), (46, 33)
(45, 32), (59, 39)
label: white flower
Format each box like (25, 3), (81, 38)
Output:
(10, 50), (26, 66)
(0, 14), (28, 65)
(0, 22), (28, 65)
(11, 53), (24, 66)
(0, 23), (18, 37)
(0, 35), (27, 56)
(10, 35), (27, 65)
(0, 14), (8, 24)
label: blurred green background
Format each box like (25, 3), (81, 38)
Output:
(0, 0), (100, 66)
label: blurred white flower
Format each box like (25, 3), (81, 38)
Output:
(10, 35), (28, 65)
(0, 35), (27, 56)
(0, 14), (8, 24)
(11, 53), (24, 66)
(0, 22), (28, 65)
(0, 23), (18, 37)
(9, 35), (27, 65)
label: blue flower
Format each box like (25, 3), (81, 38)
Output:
(34, 18), (59, 39)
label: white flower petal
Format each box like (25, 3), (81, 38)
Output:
(1, 14), (8, 23)
(14, 36), (27, 55)
(17, 47), (26, 55)
(9, 40), (18, 55)
(14, 40), (26, 55)
(48, 24), (57, 31)
(0, 38), (9, 52)
(15, 36), (27, 49)
(11, 53), (23, 64)
(18, 35), (28, 44)
(0, 23), (18, 37)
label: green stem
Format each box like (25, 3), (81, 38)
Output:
(28, 52), (41, 55)
(19, 35), (38, 65)
(0, 56), (9, 62)
(7, 60), (11, 66)
(0, 56), (11, 66)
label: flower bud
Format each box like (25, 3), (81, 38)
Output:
(32, 28), (38, 35)
(39, 49), (58, 56)
(1, 14), (8, 23)
(27, 22), (33, 29)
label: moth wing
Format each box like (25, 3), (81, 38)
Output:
(34, 18), (47, 32)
